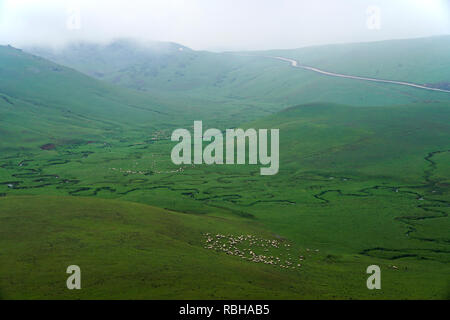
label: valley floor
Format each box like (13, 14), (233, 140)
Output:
(1, 104), (449, 299)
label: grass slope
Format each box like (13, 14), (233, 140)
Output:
(1, 102), (448, 299)
(0, 45), (181, 152)
(27, 37), (450, 109)
(265, 35), (450, 84)
(0, 195), (370, 299)
(1, 195), (446, 299)
(1, 37), (449, 299)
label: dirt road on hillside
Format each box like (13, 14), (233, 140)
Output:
(270, 56), (450, 94)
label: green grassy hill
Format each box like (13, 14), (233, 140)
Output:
(27, 39), (251, 91)
(1, 37), (449, 299)
(244, 103), (450, 263)
(0, 195), (304, 299)
(249, 102), (450, 179)
(0, 194), (446, 299)
(0, 45), (181, 152)
(265, 35), (450, 84)
(27, 37), (450, 109)
(1, 101), (448, 299)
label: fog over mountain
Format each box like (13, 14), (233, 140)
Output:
(0, 0), (449, 51)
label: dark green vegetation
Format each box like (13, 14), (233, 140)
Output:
(1, 37), (449, 299)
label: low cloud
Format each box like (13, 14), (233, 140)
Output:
(0, 0), (448, 50)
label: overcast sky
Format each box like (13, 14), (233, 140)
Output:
(0, 0), (449, 51)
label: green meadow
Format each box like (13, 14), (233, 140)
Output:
(0, 36), (449, 299)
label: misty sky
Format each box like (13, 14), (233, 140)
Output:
(0, 0), (449, 51)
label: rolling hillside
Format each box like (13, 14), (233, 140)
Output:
(1, 36), (449, 299)
(1, 101), (448, 299)
(0, 195), (311, 299)
(27, 36), (450, 109)
(265, 35), (450, 85)
(0, 45), (187, 152)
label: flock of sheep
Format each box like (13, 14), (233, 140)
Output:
(203, 233), (319, 270)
